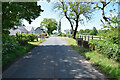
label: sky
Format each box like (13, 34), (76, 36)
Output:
(23, 1), (118, 33)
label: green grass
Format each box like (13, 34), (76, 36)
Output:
(28, 38), (46, 45)
(2, 39), (46, 67)
(65, 38), (120, 79)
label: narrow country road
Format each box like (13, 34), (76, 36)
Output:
(3, 35), (105, 79)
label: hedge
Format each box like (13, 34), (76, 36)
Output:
(16, 33), (38, 45)
(89, 40), (120, 62)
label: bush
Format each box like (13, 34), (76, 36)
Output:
(2, 33), (19, 54)
(16, 33), (29, 45)
(57, 33), (62, 36)
(16, 33), (38, 45)
(28, 34), (38, 41)
(89, 40), (120, 61)
(89, 43), (95, 51)
(100, 29), (119, 44)
(105, 30), (119, 44)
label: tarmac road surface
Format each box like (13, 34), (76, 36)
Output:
(2, 35), (105, 79)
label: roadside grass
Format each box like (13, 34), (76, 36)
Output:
(65, 38), (120, 79)
(2, 38), (46, 67)
(28, 38), (46, 45)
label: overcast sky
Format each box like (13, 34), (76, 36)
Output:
(23, 1), (118, 33)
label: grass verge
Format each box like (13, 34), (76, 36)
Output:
(65, 38), (120, 79)
(2, 39), (46, 67)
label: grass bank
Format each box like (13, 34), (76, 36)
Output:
(2, 38), (46, 67)
(65, 38), (120, 79)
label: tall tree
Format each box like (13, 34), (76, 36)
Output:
(90, 27), (98, 35)
(58, 19), (61, 33)
(90, 0), (118, 28)
(54, 2), (93, 39)
(40, 18), (57, 35)
(2, 2), (43, 34)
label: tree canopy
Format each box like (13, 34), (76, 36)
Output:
(2, 2), (43, 34)
(54, 2), (93, 38)
(90, 27), (98, 35)
(40, 18), (57, 35)
(90, 0), (119, 28)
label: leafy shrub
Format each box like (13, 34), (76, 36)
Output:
(89, 27), (98, 35)
(100, 29), (119, 44)
(86, 56), (90, 60)
(105, 30), (119, 44)
(41, 33), (46, 36)
(63, 34), (67, 37)
(89, 43), (95, 51)
(2, 33), (19, 54)
(89, 40), (120, 62)
(16, 33), (29, 45)
(16, 33), (38, 45)
(28, 34), (38, 41)
(57, 33), (62, 36)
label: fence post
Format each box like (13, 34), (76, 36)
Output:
(85, 36), (86, 41)
(88, 36), (89, 42)
(99, 36), (101, 40)
(92, 36), (93, 40)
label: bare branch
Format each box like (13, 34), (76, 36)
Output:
(105, 0), (112, 6)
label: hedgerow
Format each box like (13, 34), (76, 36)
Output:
(2, 33), (19, 54)
(89, 40), (120, 62)
(16, 33), (38, 45)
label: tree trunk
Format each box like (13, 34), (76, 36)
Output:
(65, 14), (74, 31)
(101, 8), (111, 27)
(61, 2), (74, 35)
(73, 15), (79, 39)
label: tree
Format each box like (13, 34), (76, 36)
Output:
(84, 29), (91, 35)
(90, 0), (120, 43)
(90, 27), (98, 35)
(40, 18), (57, 35)
(90, 0), (119, 28)
(58, 18), (61, 33)
(78, 29), (84, 34)
(2, 2), (43, 34)
(54, 2), (93, 39)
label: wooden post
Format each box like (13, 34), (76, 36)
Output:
(88, 36), (89, 42)
(92, 36), (93, 40)
(80, 35), (81, 38)
(99, 36), (101, 40)
(85, 36), (86, 41)
(82, 36), (83, 40)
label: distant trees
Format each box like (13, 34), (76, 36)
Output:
(40, 18), (57, 35)
(90, 27), (98, 35)
(84, 29), (91, 34)
(77, 27), (98, 35)
(78, 29), (84, 34)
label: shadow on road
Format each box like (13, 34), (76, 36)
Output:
(2, 44), (105, 78)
